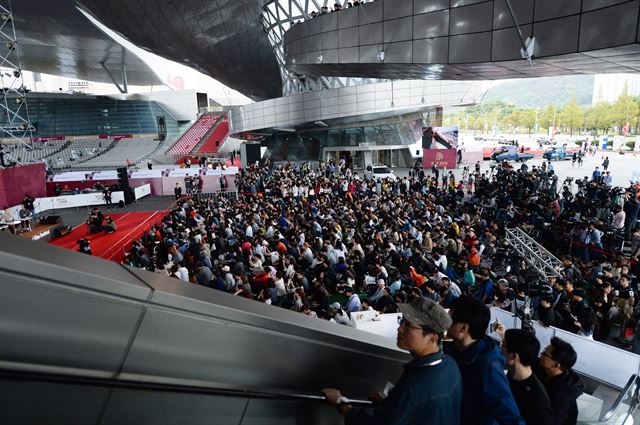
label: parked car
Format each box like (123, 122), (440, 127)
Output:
(365, 164), (396, 180)
(542, 146), (577, 160)
(491, 146), (534, 162)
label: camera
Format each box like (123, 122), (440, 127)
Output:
(77, 238), (92, 255)
(526, 278), (553, 298)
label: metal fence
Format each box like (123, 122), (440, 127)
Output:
(191, 189), (239, 203)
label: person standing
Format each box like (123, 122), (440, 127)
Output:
(538, 337), (584, 425)
(102, 187), (113, 210)
(322, 297), (462, 425)
(602, 156), (609, 171)
(22, 194), (36, 222)
(174, 182), (182, 200)
(447, 296), (524, 425)
(495, 327), (554, 425)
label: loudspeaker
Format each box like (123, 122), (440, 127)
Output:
(124, 187), (135, 204)
(55, 225), (72, 238)
(42, 215), (61, 224)
(117, 167), (129, 188)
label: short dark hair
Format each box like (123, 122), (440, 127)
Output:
(504, 329), (540, 367)
(550, 337), (577, 371)
(450, 296), (491, 340)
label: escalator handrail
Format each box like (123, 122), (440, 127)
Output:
(602, 374), (639, 421)
(0, 367), (374, 407)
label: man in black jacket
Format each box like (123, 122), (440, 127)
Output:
(569, 288), (595, 338)
(498, 328), (554, 425)
(539, 337), (584, 425)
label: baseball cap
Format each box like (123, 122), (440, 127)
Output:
(398, 298), (452, 335)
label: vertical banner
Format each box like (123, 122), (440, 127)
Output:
(423, 149), (457, 169)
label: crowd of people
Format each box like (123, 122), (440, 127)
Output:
(115, 158), (640, 423)
(291, 0), (375, 22)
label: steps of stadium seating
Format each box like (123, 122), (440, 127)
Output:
(166, 113), (220, 155)
(197, 117), (229, 155)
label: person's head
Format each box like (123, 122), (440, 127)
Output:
(502, 329), (540, 369)
(620, 275), (630, 288)
(540, 337), (577, 376)
(448, 296), (491, 347)
(572, 288), (585, 302)
(397, 297), (452, 358)
(540, 293), (553, 308)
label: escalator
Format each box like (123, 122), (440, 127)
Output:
(0, 233), (406, 424)
(578, 374), (640, 424)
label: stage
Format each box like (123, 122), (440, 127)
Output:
(48, 211), (164, 262)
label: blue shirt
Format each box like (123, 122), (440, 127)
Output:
(346, 352), (462, 425)
(450, 337), (524, 425)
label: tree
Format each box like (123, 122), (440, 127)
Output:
(559, 94), (584, 136)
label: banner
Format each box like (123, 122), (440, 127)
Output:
(422, 126), (458, 149)
(99, 134), (132, 139)
(423, 148), (457, 169)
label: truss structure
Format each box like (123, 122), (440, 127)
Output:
(261, 0), (385, 96)
(0, 0), (33, 161)
(504, 227), (563, 278)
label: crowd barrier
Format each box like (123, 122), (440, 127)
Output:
(350, 307), (639, 390)
(488, 307), (639, 390)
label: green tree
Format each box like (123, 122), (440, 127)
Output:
(559, 94), (584, 136)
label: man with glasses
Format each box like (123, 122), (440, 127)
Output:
(539, 337), (584, 425)
(322, 297), (462, 424)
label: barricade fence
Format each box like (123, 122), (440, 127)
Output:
(190, 189), (239, 203)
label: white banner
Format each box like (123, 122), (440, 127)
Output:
(53, 172), (91, 182)
(35, 191), (124, 212)
(131, 170), (163, 179)
(92, 171), (118, 180)
(134, 184), (151, 200)
(168, 169), (202, 177)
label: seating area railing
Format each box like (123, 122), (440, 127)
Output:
(167, 114), (220, 155)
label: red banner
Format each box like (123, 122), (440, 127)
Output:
(423, 148), (457, 169)
(0, 163), (46, 208)
(99, 134), (132, 139)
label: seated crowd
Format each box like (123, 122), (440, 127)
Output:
(114, 159), (640, 424)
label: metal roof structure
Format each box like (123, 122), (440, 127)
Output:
(13, 0), (161, 87)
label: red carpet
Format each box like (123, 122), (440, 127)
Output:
(49, 211), (164, 262)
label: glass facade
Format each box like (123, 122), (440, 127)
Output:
(5, 95), (180, 138)
(262, 119), (426, 165)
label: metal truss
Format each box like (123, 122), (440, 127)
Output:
(504, 227), (563, 278)
(261, 0), (385, 96)
(0, 0), (33, 161)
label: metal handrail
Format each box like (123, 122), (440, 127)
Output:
(0, 368), (373, 407)
(602, 374), (639, 421)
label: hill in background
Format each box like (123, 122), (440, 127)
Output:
(482, 75), (594, 108)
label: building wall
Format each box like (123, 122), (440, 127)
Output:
(592, 74), (640, 104)
(127, 90), (199, 122)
